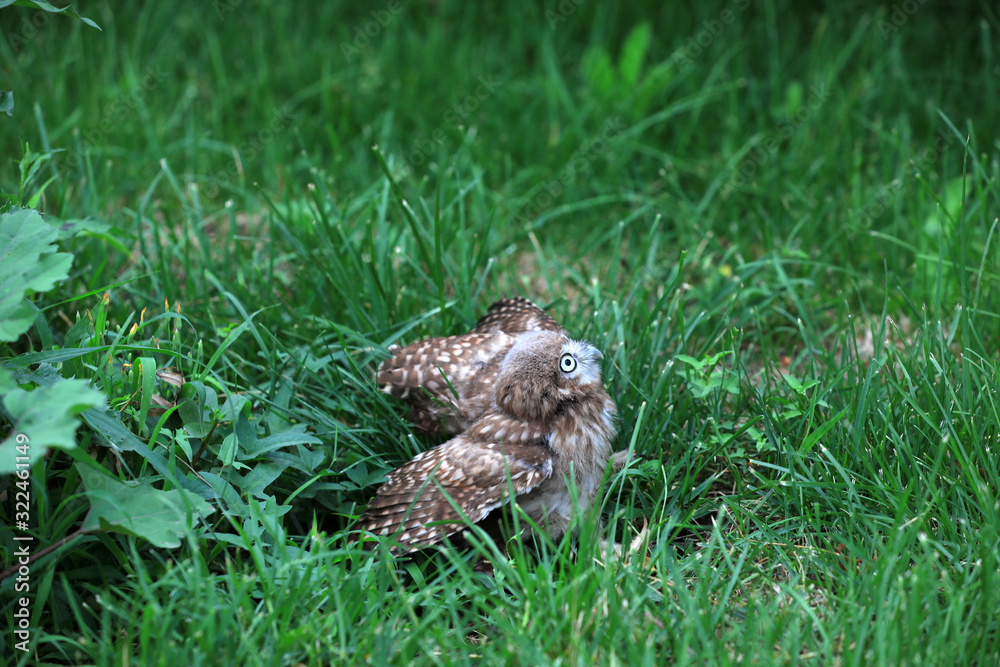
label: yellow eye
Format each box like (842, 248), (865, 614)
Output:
(559, 353), (577, 373)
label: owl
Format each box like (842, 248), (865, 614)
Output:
(377, 297), (563, 436)
(362, 329), (617, 549)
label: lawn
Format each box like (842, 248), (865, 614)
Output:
(1, 1), (998, 664)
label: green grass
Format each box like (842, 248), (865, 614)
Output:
(1, 0), (999, 664)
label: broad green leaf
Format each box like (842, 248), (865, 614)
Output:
(220, 433), (238, 467)
(0, 367), (15, 393)
(0, 378), (104, 473)
(270, 446), (326, 475)
(248, 494), (291, 543)
(234, 412), (258, 456)
(0, 209), (73, 342)
(238, 428), (323, 460)
(674, 353), (706, 370)
(234, 461), (288, 497)
(49, 216), (112, 241)
(0, 91), (12, 117)
(77, 463), (214, 548)
(200, 471), (251, 517)
(173, 429), (193, 461)
(4, 1), (101, 30)
(220, 394), (251, 422)
(81, 407), (215, 499)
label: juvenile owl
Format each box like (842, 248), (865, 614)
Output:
(362, 330), (617, 548)
(377, 297), (563, 436)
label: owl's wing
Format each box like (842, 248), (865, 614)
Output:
(360, 433), (553, 549)
(473, 297), (562, 334)
(377, 298), (558, 435)
(377, 332), (515, 434)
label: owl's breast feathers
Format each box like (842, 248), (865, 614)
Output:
(548, 383), (617, 477)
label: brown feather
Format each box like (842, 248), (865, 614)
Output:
(378, 332), (515, 435)
(365, 322), (618, 551)
(378, 297), (562, 436)
(473, 296), (562, 334)
(360, 436), (554, 549)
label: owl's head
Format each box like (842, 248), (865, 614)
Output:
(494, 331), (605, 422)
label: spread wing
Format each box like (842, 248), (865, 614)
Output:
(377, 332), (516, 435)
(360, 432), (553, 549)
(377, 297), (559, 435)
(473, 297), (562, 334)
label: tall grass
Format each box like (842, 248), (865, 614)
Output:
(1, 1), (998, 664)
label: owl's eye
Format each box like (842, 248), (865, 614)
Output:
(559, 353), (577, 373)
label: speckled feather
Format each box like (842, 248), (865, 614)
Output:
(472, 297), (561, 335)
(364, 328), (617, 550)
(378, 297), (563, 436)
(360, 434), (553, 548)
